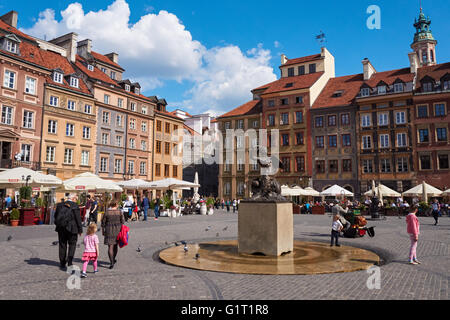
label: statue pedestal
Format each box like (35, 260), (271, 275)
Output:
(238, 202), (293, 256)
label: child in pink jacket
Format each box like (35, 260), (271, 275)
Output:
(406, 206), (420, 264)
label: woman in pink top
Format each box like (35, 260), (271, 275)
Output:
(406, 206), (421, 265)
(81, 223), (99, 278)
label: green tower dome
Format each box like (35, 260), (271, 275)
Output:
(412, 8), (436, 44)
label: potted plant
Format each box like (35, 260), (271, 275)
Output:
(418, 201), (430, 216)
(10, 208), (20, 227)
(19, 186), (35, 226)
(199, 199), (207, 215)
(206, 198), (215, 215)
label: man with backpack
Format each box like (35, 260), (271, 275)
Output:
(54, 194), (82, 270)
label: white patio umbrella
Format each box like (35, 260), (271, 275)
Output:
(320, 185), (354, 197)
(402, 182), (443, 198)
(364, 184), (401, 197)
(443, 188), (450, 196)
(302, 187), (320, 197)
(149, 178), (200, 209)
(281, 185), (304, 197)
(60, 172), (123, 193)
(0, 167), (62, 188)
(117, 179), (153, 190)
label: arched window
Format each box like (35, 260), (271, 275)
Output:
(422, 51), (428, 63)
(430, 49), (434, 62)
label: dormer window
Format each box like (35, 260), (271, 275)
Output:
(70, 77), (79, 88)
(134, 88), (140, 95)
(377, 85), (386, 94)
(423, 82), (433, 92)
(125, 84), (130, 92)
(332, 90), (343, 98)
(394, 82), (404, 93)
(53, 72), (63, 84)
(110, 71), (116, 80)
(87, 64), (94, 72)
(361, 87), (370, 97)
(6, 40), (18, 54)
(285, 83), (294, 88)
(443, 79), (450, 90)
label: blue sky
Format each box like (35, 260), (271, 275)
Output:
(3, 0), (450, 115)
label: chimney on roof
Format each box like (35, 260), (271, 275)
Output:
(281, 54), (288, 65)
(362, 58), (376, 80)
(0, 11), (18, 29)
(408, 51), (419, 74)
(49, 33), (78, 63)
(77, 39), (92, 58)
(105, 52), (119, 64)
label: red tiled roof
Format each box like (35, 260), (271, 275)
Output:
(312, 74), (363, 109)
(0, 20), (36, 42)
(76, 55), (117, 85)
(363, 67), (414, 87)
(217, 100), (261, 119)
(183, 124), (200, 135)
(91, 51), (124, 70)
(253, 72), (324, 94)
(416, 62), (450, 89)
(281, 53), (323, 67)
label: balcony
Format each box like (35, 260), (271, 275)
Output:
(0, 159), (41, 171)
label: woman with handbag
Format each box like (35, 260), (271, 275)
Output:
(101, 201), (124, 269)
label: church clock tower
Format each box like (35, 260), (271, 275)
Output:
(411, 7), (437, 66)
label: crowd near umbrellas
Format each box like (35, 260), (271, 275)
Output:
(0, 167), (62, 188)
(320, 184), (354, 197)
(59, 172), (123, 193)
(364, 184), (401, 198)
(402, 181), (443, 200)
(117, 179), (153, 190)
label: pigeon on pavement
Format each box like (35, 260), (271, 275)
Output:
(7, 235), (12, 241)
(52, 241), (58, 246)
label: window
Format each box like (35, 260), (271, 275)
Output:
(1, 106), (13, 125)
(443, 80), (450, 90)
(46, 146), (56, 162)
(361, 87), (370, 97)
(378, 113), (389, 126)
(102, 111), (110, 124)
(165, 142), (170, 155)
(436, 128), (447, 142)
(110, 71), (116, 80)
(422, 82), (433, 92)
(101, 67), (107, 74)
(379, 134), (389, 148)
(100, 158), (108, 172)
(434, 104), (446, 117)
(298, 65), (305, 75)
(316, 136), (324, 148)
(65, 123), (74, 136)
(141, 122), (147, 132)
(296, 132), (304, 145)
(394, 83), (404, 93)
(341, 114), (350, 125)
(268, 100), (275, 107)
(114, 159), (122, 173)
(417, 105), (428, 118)
(20, 144), (31, 162)
(237, 181), (245, 195)
(130, 102), (136, 111)
(64, 148), (73, 164)
(295, 111), (303, 123)
(377, 85), (386, 94)
(23, 111), (33, 129)
(397, 158), (408, 172)
(315, 116), (324, 127)
(252, 120), (259, 128)
(165, 122), (170, 133)
(6, 40), (18, 53)
(82, 126), (90, 139)
(281, 98), (289, 105)
(101, 133), (109, 145)
(84, 104), (92, 114)
(142, 106), (147, 115)
(224, 163), (231, 172)
(381, 159), (391, 173)
(125, 84), (130, 92)
(237, 158), (244, 171)
(116, 115), (123, 127)
(70, 77), (79, 88)
(296, 157), (305, 172)
(116, 135), (122, 147)
(67, 100), (76, 111)
(236, 136), (244, 148)
(49, 96), (59, 107)
(282, 134), (289, 146)
(309, 64), (316, 73)
(328, 115), (336, 126)
(81, 151), (89, 166)
(343, 159), (352, 172)
(129, 138), (136, 149)
(251, 162), (259, 171)
(128, 161), (135, 174)
(362, 136), (372, 149)
(419, 129), (429, 143)
(361, 114), (371, 127)
(281, 113), (289, 125)
(329, 135), (337, 147)
(164, 164), (170, 177)
(329, 160), (338, 173)
(173, 143), (178, 156)
(25, 76), (36, 95)
(288, 68), (294, 77)
(396, 133), (407, 147)
(4, 70), (16, 89)
(342, 134), (351, 147)
(224, 182), (231, 195)
(438, 155), (449, 169)
(268, 115), (275, 126)
(236, 119), (244, 129)
(135, 88), (140, 95)
(396, 111), (406, 124)
(281, 158), (290, 173)
(156, 141), (161, 153)
(420, 155), (431, 170)
(316, 160), (325, 173)
(87, 65), (94, 72)
(141, 140), (147, 151)
(140, 162), (147, 175)
(53, 72), (63, 84)
(295, 96), (303, 104)
(104, 95), (110, 104)
(362, 159), (373, 173)
(129, 119), (136, 129)
(155, 163), (161, 176)
(117, 98), (123, 108)
(224, 121), (231, 129)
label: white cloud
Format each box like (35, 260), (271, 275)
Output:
(21, 0), (277, 114)
(274, 40), (281, 48)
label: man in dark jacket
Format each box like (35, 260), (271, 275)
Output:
(54, 194), (82, 270)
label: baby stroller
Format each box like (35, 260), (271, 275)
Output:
(342, 212), (376, 238)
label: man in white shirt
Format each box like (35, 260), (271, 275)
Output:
(331, 214), (343, 247)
